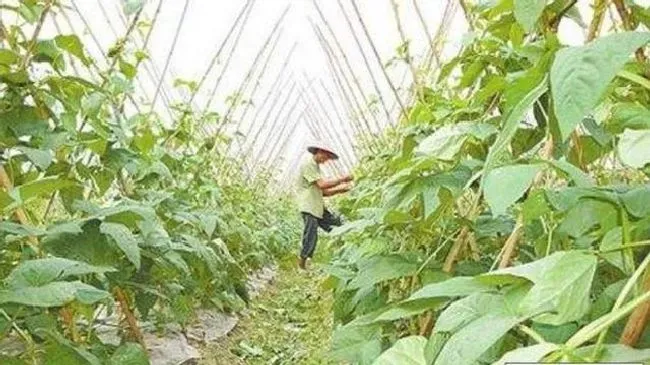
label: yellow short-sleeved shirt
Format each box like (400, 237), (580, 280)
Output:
(296, 153), (324, 218)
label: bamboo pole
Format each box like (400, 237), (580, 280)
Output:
(318, 48), (367, 149)
(229, 48), (296, 157)
(390, 0), (423, 103)
(260, 110), (305, 169)
(203, 1), (256, 112)
(318, 79), (362, 155)
(211, 6), (290, 147)
(110, 0), (173, 117)
(251, 95), (303, 169)
(311, 22), (378, 147)
(113, 0), (176, 119)
(300, 100), (351, 172)
(349, 0), (409, 123)
(336, 0), (392, 127)
(150, 0), (191, 114)
(311, 0), (383, 134)
(244, 85), (300, 170)
(257, 107), (305, 170)
(300, 84), (356, 167)
(224, 34), (286, 154)
(238, 81), (298, 164)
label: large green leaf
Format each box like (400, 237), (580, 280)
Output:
(347, 254), (419, 290)
(551, 31), (650, 140)
(514, 0), (546, 31)
(373, 298), (445, 323)
(55, 35), (89, 66)
(608, 102), (650, 133)
(600, 227), (634, 275)
(618, 129), (650, 168)
(622, 185), (650, 218)
(373, 336), (427, 365)
(436, 292), (514, 333)
(100, 222), (141, 270)
(484, 76), (547, 173)
(483, 164), (544, 216)
(435, 313), (522, 365)
(415, 123), (497, 161)
(407, 276), (495, 302)
(330, 322), (383, 365)
(484, 251), (597, 324)
(493, 343), (559, 365)
(0, 281), (110, 307)
(5, 257), (115, 288)
(16, 177), (77, 202)
(557, 198), (619, 237)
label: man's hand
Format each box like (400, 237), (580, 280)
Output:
(323, 182), (353, 197)
(340, 175), (354, 183)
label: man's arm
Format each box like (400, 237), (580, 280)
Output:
(322, 183), (352, 197)
(315, 176), (348, 190)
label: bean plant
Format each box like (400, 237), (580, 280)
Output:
(325, 1), (650, 364)
(0, 1), (299, 363)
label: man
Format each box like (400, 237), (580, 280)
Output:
(296, 142), (353, 269)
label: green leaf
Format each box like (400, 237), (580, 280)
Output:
(0, 49), (20, 66)
(0, 281), (110, 307)
(109, 343), (150, 365)
(55, 35), (89, 65)
(493, 343), (559, 365)
(407, 276), (495, 302)
(415, 123), (497, 161)
(436, 292), (515, 332)
(15, 146), (52, 170)
(5, 257), (115, 288)
(122, 0), (145, 15)
(483, 164), (544, 216)
(330, 323), (383, 365)
(0, 221), (48, 237)
(608, 102), (650, 134)
(514, 0), (546, 31)
(622, 185), (650, 218)
(551, 31), (650, 141)
(484, 75), (547, 172)
(17, 177), (77, 202)
(435, 313), (522, 365)
(373, 336), (427, 365)
(348, 254), (418, 290)
(557, 198), (619, 237)
(487, 251), (598, 324)
(600, 227), (634, 275)
(618, 129), (650, 168)
(100, 222), (141, 270)
(373, 298), (445, 323)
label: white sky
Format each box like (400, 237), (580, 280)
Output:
(4, 0), (645, 186)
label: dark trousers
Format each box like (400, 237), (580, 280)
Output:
(300, 210), (342, 259)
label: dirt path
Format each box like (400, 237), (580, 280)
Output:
(200, 256), (335, 364)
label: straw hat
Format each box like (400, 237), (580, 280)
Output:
(307, 141), (339, 160)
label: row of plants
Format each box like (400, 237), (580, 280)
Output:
(325, 0), (650, 364)
(0, 1), (299, 363)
